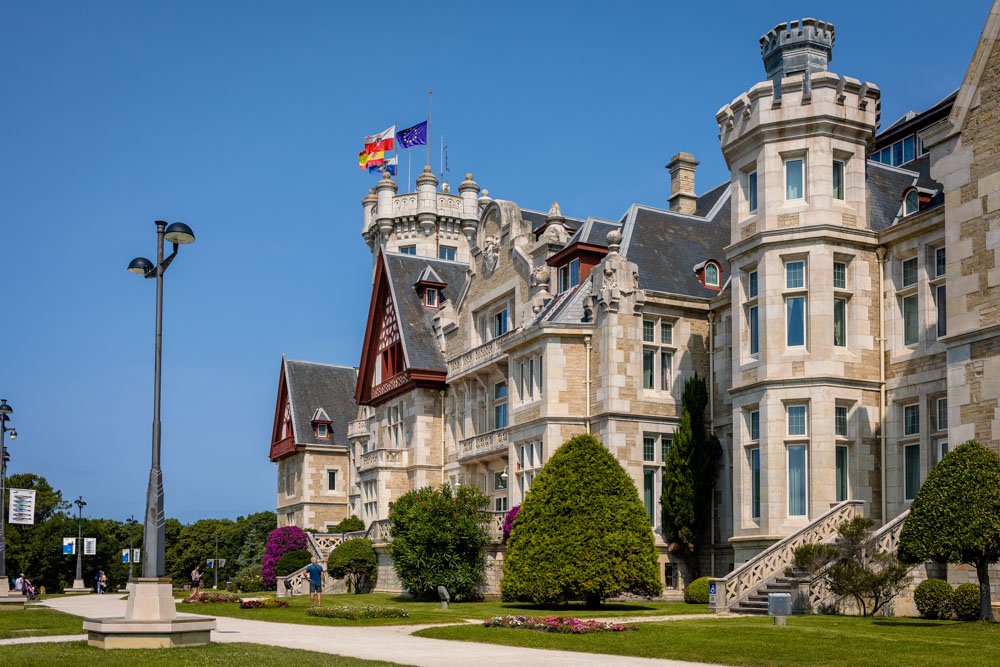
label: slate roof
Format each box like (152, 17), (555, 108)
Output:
(619, 184), (732, 298)
(284, 359), (357, 447)
(530, 281), (593, 325)
(866, 158), (943, 230)
(522, 208), (583, 236)
(566, 217), (621, 247)
(382, 252), (469, 372)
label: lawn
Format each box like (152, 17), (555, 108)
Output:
(175, 592), (706, 627)
(0, 607), (83, 639)
(0, 642), (403, 666)
(415, 615), (1000, 667)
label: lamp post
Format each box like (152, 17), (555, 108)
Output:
(126, 515), (138, 583)
(213, 535), (219, 590)
(74, 496), (86, 586)
(127, 220), (196, 580)
(0, 399), (17, 592)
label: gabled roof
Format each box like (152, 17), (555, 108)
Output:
(414, 265), (446, 286)
(866, 157), (943, 230)
(283, 359), (357, 447)
(565, 217), (621, 248)
(311, 407), (331, 423)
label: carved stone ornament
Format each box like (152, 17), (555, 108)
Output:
(483, 235), (500, 274)
(531, 265), (551, 289)
(593, 252), (645, 314)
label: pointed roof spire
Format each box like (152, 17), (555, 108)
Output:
(546, 201), (565, 223)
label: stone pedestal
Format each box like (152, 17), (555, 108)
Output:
(65, 579), (91, 595)
(83, 577), (216, 649)
(0, 580), (26, 611)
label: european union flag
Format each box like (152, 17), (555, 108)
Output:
(396, 121), (427, 149)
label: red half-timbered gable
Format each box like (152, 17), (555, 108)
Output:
(269, 358), (297, 461)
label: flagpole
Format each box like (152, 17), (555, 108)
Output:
(408, 152), (412, 192)
(427, 89), (432, 168)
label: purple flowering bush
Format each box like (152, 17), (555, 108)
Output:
(484, 615), (636, 634)
(262, 526), (308, 588)
(502, 505), (521, 542)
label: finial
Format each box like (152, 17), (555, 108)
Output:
(423, 165), (432, 173)
(546, 201), (565, 223)
(607, 229), (622, 254)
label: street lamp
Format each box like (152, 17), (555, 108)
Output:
(74, 496), (87, 587)
(0, 399), (18, 593)
(126, 515), (138, 583)
(127, 220), (196, 580)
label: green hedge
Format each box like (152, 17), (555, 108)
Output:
(952, 583), (981, 621)
(274, 549), (312, 577)
(914, 579), (953, 619)
(327, 538), (377, 593)
(684, 576), (710, 604)
(333, 516), (366, 533)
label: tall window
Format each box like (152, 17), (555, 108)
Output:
(750, 448), (761, 520)
(493, 382), (508, 429)
(903, 294), (918, 346)
(748, 270), (758, 299)
(439, 245), (456, 261)
(557, 258), (581, 293)
(904, 190), (920, 216)
(834, 298), (847, 347)
(902, 257), (918, 287)
(389, 405), (402, 448)
(785, 260), (806, 348)
(786, 261), (805, 288)
(747, 270), (759, 355)
(400, 245), (416, 255)
(903, 404), (920, 436)
(833, 160), (845, 200)
(787, 404), (807, 437)
(642, 317), (675, 391)
(748, 171), (758, 213)
(936, 398), (948, 432)
(478, 300), (511, 343)
(705, 262), (720, 287)
(835, 406), (848, 437)
(935, 247), (946, 278)
(424, 288), (439, 307)
(785, 158), (804, 200)
(327, 470), (337, 492)
(642, 434), (671, 527)
(935, 284), (947, 339)
(833, 262), (847, 290)
(643, 436), (655, 462)
(904, 444), (921, 500)
(836, 446), (848, 502)
(643, 469), (656, 525)
(788, 445), (807, 516)
(749, 410), (760, 442)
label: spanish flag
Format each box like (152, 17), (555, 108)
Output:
(359, 149), (385, 170)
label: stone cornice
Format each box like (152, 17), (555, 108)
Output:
(726, 223), (880, 261)
(876, 206), (945, 246)
(730, 375), (883, 396)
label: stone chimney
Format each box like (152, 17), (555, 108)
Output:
(760, 18), (835, 98)
(667, 152), (698, 215)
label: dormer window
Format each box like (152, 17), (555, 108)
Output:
(705, 262), (721, 288)
(316, 423), (329, 438)
(557, 258), (580, 294)
(424, 287), (439, 308)
(310, 408), (332, 441)
(413, 265), (447, 310)
(903, 189), (920, 216)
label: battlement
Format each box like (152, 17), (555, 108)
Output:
(760, 18), (835, 93)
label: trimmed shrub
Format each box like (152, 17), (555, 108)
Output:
(275, 549), (312, 577)
(228, 566), (264, 593)
(389, 484), (490, 601)
(333, 515), (366, 533)
(502, 434), (661, 607)
(899, 440), (1000, 621)
(181, 591), (240, 604)
(306, 605), (408, 620)
(327, 538), (377, 593)
(239, 597), (289, 609)
(914, 579), (953, 619)
(262, 526), (308, 588)
(684, 576), (710, 604)
(952, 583), (981, 621)
(483, 615), (637, 633)
(502, 505), (520, 542)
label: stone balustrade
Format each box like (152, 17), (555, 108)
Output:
(488, 511), (507, 543)
(446, 331), (516, 379)
(458, 428), (509, 462)
(358, 448), (408, 472)
(347, 419), (369, 440)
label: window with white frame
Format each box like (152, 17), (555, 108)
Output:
(327, 470), (337, 492)
(934, 247), (946, 278)
(746, 269), (759, 356)
(901, 257), (918, 287)
(902, 294), (919, 346)
(493, 382), (508, 429)
(477, 298), (512, 343)
(282, 460), (296, 498)
(400, 245), (416, 255)
(642, 316), (675, 392)
(316, 423), (329, 438)
(439, 245), (456, 261)
(903, 190), (920, 216)
(493, 471), (507, 490)
(904, 443), (921, 500)
(750, 447), (761, 520)
(749, 409), (760, 442)
(518, 354), (543, 403)
(642, 433), (672, 527)
(935, 438), (949, 464)
(748, 170), (758, 213)
(903, 403), (920, 437)
(557, 258), (581, 294)
(788, 444), (808, 516)
(833, 160), (845, 200)
(516, 441), (544, 503)
(785, 157), (805, 200)
(932, 246), (947, 339)
(705, 262), (720, 287)
(935, 397), (948, 433)
(494, 496), (509, 512)
(787, 404), (808, 437)
(784, 260), (807, 348)
(836, 445), (849, 502)
(388, 405), (402, 448)
(424, 287), (439, 308)
(835, 405), (849, 438)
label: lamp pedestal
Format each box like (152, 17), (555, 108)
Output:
(0, 579), (26, 611)
(83, 578), (216, 649)
(65, 579), (91, 595)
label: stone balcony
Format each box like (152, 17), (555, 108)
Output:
(447, 330), (517, 381)
(359, 448), (409, 472)
(347, 419), (369, 440)
(458, 428), (509, 463)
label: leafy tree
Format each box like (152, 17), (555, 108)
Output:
(389, 484), (490, 601)
(502, 434), (660, 607)
(792, 517), (910, 616)
(333, 515), (365, 533)
(327, 538), (377, 593)
(661, 374), (721, 578)
(898, 440), (1000, 621)
(236, 528), (264, 572)
(274, 549), (312, 577)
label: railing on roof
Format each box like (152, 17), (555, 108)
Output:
(458, 428), (509, 463)
(446, 330), (517, 379)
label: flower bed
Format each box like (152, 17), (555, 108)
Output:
(239, 598), (289, 609)
(306, 605), (409, 620)
(181, 591), (241, 604)
(484, 615), (637, 634)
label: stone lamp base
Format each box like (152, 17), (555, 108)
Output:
(83, 578), (216, 649)
(0, 580), (26, 611)
(65, 579), (92, 595)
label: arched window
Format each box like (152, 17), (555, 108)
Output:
(705, 262), (721, 287)
(904, 190), (920, 216)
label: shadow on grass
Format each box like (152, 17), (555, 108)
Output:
(383, 595), (658, 613)
(870, 619), (955, 628)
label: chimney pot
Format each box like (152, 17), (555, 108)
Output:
(666, 152), (699, 215)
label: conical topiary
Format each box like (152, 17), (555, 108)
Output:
(501, 434), (660, 607)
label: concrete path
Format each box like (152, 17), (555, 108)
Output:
(40, 595), (722, 667)
(0, 634), (86, 646)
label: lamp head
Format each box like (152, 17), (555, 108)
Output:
(127, 257), (154, 275)
(164, 222), (196, 245)
(9, 429), (16, 440)
(0, 399), (12, 416)
(500, 466), (509, 481)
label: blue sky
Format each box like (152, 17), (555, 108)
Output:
(0, 1), (988, 523)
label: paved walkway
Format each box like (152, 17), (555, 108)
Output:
(41, 595), (722, 667)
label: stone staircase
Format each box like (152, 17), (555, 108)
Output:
(730, 576), (800, 615)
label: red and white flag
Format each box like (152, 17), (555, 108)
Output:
(364, 125), (395, 154)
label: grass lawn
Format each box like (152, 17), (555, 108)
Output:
(0, 642), (402, 666)
(415, 615), (1000, 667)
(175, 592), (706, 627)
(0, 607), (83, 639)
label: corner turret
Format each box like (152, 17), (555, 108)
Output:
(760, 18), (835, 98)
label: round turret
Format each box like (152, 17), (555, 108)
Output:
(416, 165), (438, 236)
(460, 173), (480, 240)
(760, 18), (834, 88)
(375, 173), (398, 237)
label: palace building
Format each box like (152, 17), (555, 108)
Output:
(270, 7), (1000, 600)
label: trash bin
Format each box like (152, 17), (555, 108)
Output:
(768, 592), (791, 616)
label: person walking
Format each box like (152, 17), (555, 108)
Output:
(190, 565), (203, 597)
(95, 570), (105, 594)
(305, 557), (325, 607)
(100, 571), (109, 594)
